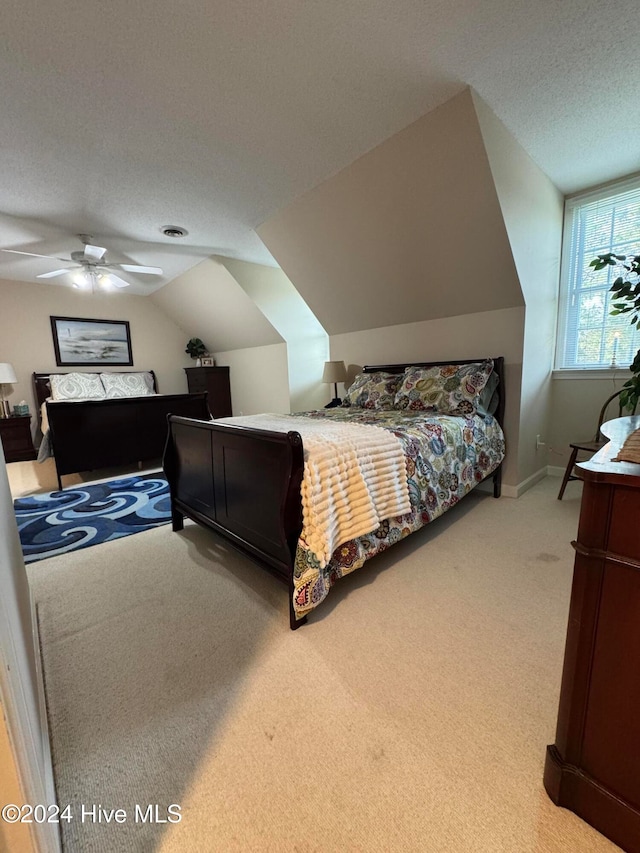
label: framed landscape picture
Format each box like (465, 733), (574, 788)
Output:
(50, 316), (133, 367)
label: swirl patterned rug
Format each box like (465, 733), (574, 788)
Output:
(14, 473), (170, 563)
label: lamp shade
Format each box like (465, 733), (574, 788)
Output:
(322, 360), (347, 384)
(0, 363), (17, 384)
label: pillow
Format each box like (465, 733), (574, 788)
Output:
(100, 372), (155, 398)
(393, 360), (494, 416)
(50, 372), (106, 401)
(342, 372), (402, 410)
(477, 369), (499, 415)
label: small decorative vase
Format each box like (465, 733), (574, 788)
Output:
(195, 358), (202, 367)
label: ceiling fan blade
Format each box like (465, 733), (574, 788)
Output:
(1, 248), (72, 262)
(84, 244), (107, 261)
(37, 268), (72, 279)
(118, 264), (163, 275)
(108, 273), (131, 289)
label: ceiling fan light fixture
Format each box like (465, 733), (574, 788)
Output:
(161, 225), (188, 238)
(2, 235), (163, 290)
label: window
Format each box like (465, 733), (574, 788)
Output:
(556, 177), (640, 370)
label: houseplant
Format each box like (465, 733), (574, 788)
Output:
(185, 337), (208, 364)
(590, 252), (640, 411)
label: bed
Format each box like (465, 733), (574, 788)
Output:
(33, 371), (210, 490)
(163, 357), (506, 629)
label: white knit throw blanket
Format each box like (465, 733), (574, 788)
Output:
(218, 414), (411, 567)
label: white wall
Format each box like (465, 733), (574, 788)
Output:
(151, 258), (284, 353)
(472, 91), (564, 487)
(0, 277), (192, 435)
(0, 446), (60, 852)
(329, 307), (525, 488)
(218, 258), (329, 411)
(214, 343), (290, 416)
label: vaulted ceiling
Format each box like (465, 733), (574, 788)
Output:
(1, 0), (638, 290)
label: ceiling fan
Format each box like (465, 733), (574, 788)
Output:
(0, 234), (163, 289)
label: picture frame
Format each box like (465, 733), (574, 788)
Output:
(201, 357), (215, 367)
(50, 316), (133, 367)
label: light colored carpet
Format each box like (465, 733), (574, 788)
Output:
(27, 476), (619, 852)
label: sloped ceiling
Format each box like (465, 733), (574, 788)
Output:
(150, 258), (283, 353)
(258, 89), (523, 336)
(218, 258), (327, 343)
(1, 0), (639, 289)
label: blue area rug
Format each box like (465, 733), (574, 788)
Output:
(15, 473), (171, 564)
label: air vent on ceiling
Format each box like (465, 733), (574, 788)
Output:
(161, 226), (188, 238)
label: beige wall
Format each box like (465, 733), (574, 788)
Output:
(548, 373), (632, 470)
(0, 277), (192, 433)
(218, 258), (329, 411)
(151, 258), (283, 354)
(329, 307), (525, 488)
(259, 88), (524, 336)
(214, 343), (290, 416)
(472, 91), (564, 488)
(256, 86), (553, 489)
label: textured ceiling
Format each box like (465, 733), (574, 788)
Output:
(1, 0), (638, 292)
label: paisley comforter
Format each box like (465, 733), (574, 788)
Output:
(291, 407), (505, 619)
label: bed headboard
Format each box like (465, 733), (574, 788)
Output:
(362, 357), (505, 429)
(32, 370), (159, 410)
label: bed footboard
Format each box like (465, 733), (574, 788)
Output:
(46, 393), (209, 489)
(163, 415), (306, 629)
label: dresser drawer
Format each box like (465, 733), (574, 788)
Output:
(186, 373), (208, 393)
(0, 415), (36, 462)
(184, 367), (232, 418)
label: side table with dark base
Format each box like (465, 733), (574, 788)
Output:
(0, 415), (36, 463)
(544, 416), (640, 853)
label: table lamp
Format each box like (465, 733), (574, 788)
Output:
(0, 363), (17, 418)
(322, 360), (347, 408)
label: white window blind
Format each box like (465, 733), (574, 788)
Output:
(556, 178), (640, 370)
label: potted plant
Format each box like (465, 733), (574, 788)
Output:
(590, 252), (640, 411)
(185, 337), (208, 366)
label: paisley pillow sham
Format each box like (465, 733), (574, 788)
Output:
(100, 372), (155, 398)
(342, 371), (402, 410)
(49, 372), (106, 401)
(393, 360), (494, 415)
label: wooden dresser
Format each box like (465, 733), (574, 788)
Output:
(184, 366), (232, 418)
(544, 416), (640, 852)
(0, 415), (36, 463)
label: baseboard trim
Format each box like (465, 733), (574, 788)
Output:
(501, 467), (548, 498)
(546, 465), (565, 477)
(473, 465), (565, 500)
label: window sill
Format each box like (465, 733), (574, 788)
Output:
(552, 368), (632, 380)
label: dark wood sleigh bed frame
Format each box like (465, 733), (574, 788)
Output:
(163, 357), (505, 631)
(33, 371), (210, 490)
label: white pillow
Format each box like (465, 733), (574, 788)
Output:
(50, 372), (106, 401)
(100, 372), (155, 398)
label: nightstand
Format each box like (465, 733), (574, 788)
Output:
(0, 415), (37, 463)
